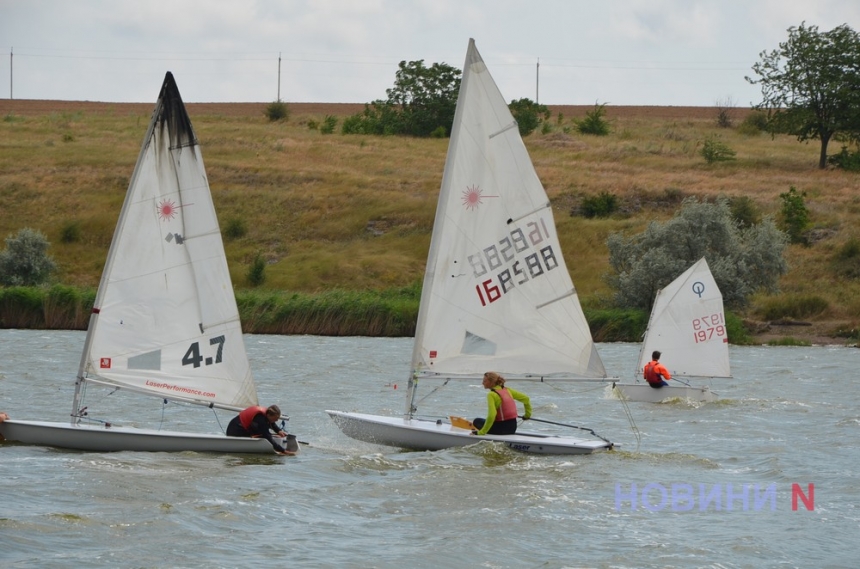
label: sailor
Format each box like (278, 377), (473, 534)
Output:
(471, 372), (531, 436)
(644, 350), (672, 388)
(226, 404), (295, 455)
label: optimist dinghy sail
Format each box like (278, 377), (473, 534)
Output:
(0, 73), (288, 453)
(328, 39), (612, 455)
(612, 257), (731, 403)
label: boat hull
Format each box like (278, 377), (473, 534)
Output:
(327, 411), (611, 455)
(0, 419), (279, 454)
(611, 382), (718, 403)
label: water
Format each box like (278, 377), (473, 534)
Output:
(1, 329), (857, 568)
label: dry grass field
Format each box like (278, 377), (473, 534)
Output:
(1, 99), (858, 343)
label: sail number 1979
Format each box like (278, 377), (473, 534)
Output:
(692, 313), (726, 343)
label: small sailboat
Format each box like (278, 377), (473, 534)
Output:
(327, 39), (613, 455)
(612, 257), (730, 403)
(0, 73), (288, 453)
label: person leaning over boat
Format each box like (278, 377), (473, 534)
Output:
(227, 404), (295, 455)
(644, 350), (672, 388)
(471, 372), (531, 436)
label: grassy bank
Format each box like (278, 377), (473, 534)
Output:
(0, 284), (755, 345)
(1, 100), (859, 343)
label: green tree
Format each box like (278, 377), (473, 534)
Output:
(575, 103), (611, 136)
(606, 198), (788, 310)
(746, 22), (860, 169)
(344, 60), (461, 137)
(508, 98), (549, 136)
(0, 228), (57, 286)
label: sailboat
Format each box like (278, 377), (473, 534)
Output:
(0, 73), (287, 453)
(611, 257), (730, 403)
(327, 39), (613, 455)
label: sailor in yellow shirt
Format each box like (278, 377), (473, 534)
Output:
(471, 371), (532, 436)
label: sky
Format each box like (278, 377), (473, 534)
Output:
(2, 0), (859, 107)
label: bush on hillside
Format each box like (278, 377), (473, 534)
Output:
(0, 228), (57, 286)
(606, 197), (788, 310)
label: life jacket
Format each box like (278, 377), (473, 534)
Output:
(239, 406), (267, 430)
(644, 361), (663, 384)
(493, 388), (518, 421)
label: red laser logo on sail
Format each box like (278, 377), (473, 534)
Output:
(157, 199), (178, 221)
(461, 185), (497, 211)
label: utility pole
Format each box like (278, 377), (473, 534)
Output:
(277, 52), (281, 102)
(535, 57), (539, 104)
(10, 47), (13, 99)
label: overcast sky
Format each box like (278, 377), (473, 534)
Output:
(2, 1), (859, 107)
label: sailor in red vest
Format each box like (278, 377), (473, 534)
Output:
(471, 371), (532, 436)
(644, 350), (672, 388)
(226, 404), (295, 455)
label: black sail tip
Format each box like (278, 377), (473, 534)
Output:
(156, 71), (197, 149)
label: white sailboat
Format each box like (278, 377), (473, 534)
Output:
(327, 39), (613, 455)
(612, 257), (730, 403)
(0, 73), (285, 453)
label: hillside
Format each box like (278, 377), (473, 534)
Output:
(1, 99), (858, 345)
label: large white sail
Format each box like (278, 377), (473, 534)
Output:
(80, 73), (257, 411)
(637, 257), (731, 379)
(410, 39), (605, 380)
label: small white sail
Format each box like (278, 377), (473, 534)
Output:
(637, 257), (731, 379)
(410, 38), (606, 381)
(80, 73), (257, 411)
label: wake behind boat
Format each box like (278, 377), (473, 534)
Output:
(0, 73), (291, 454)
(327, 39), (613, 455)
(612, 258), (730, 403)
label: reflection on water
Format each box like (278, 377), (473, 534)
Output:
(0, 329), (858, 568)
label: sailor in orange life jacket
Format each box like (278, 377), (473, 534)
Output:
(644, 350), (672, 388)
(226, 404), (295, 455)
(471, 371), (532, 436)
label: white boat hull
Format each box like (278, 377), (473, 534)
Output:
(327, 411), (612, 455)
(0, 419), (279, 454)
(611, 382), (718, 403)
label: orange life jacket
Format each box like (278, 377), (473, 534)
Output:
(644, 361), (663, 384)
(239, 406), (267, 430)
(493, 388), (518, 421)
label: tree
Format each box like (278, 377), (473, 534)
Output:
(343, 60), (461, 137)
(606, 198), (788, 310)
(508, 98), (549, 136)
(746, 22), (860, 169)
(0, 228), (57, 286)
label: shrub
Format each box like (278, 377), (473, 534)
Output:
(223, 217), (247, 240)
(606, 197), (788, 310)
(580, 191), (619, 218)
(831, 238), (860, 278)
(737, 110), (768, 136)
(728, 196), (761, 228)
(320, 115), (338, 135)
(264, 101), (289, 122)
(778, 186), (809, 245)
(0, 228), (57, 286)
(60, 221), (82, 243)
(247, 253), (266, 287)
(430, 126), (447, 138)
(701, 136), (736, 163)
(827, 146), (860, 171)
(576, 103), (610, 136)
(755, 294), (830, 320)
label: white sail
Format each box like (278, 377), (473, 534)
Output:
(410, 38), (605, 381)
(637, 257), (731, 379)
(79, 73), (257, 411)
